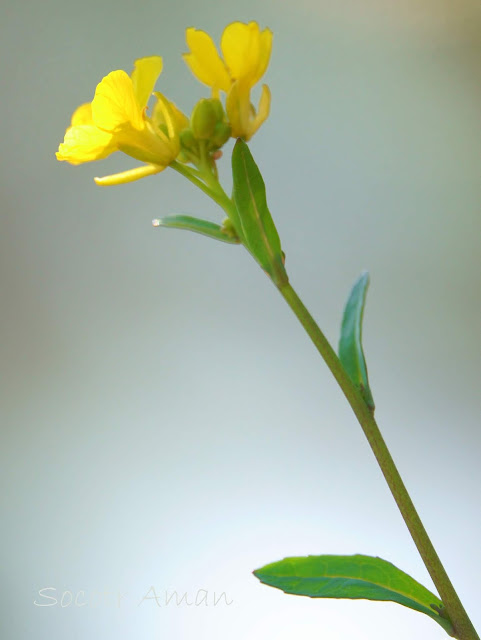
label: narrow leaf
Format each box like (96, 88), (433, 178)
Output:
(231, 139), (287, 285)
(254, 554), (453, 635)
(339, 271), (375, 410)
(153, 215), (240, 244)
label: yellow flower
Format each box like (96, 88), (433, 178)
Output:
(56, 57), (188, 186)
(183, 21), (272, 141)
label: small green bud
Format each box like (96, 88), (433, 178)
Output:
(210, 98), (225, 122)
(190, 99), (218, 140)
(179, 128), (196, 150)
(220, 216), (238, 240)
(210, 122), (231, 149)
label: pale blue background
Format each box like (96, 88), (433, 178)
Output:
(1, 0), (481, 638)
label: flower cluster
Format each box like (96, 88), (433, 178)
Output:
(56, 22), (272, 186)
(183, 22), (272, 141)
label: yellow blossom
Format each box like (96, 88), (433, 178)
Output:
(183, 21), (272, 141)
(56, 57), (188, 186)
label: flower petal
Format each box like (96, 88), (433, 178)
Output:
(251, 28), (273, 86)
(221, 21), (261, 85)
(152, 92), (188, 140)
(56, 125), (116, 165)
(225, 80), (252, 139)
(71, 102), (95, 126)
(131, 56), (163, 110)
(183, 27), (231, 92)
(251, 84), (271, 137)
(92, 70), (144, 133)
(94, 163), (164, 186)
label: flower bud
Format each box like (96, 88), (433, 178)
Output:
(179, 128), (197, 150)
(210, 122), (231, 149)
(210, 98), (225, 122)
(190, 99), (218, 140)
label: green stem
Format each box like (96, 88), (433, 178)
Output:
(171, 157), (477, 638)
(170, 161), (245, 243)
(171, 161), (231, 214)
(278, 281), (479, 640)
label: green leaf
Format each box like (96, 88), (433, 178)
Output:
(339, 271), (375, 410)
(254, 554), (454, 636)
(231, 139), (287, 285)
(153, 215), (240, 244)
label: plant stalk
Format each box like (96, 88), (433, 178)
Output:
(172, 156), (477, 638)
(278, 281), (479, 640)
(171, 161), (231, 213)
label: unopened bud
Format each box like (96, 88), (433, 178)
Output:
(179, 128), (196, 150)
(211, 122), (231, 149)
(210, 99), (225, 122)
(190, 99), (218, 140)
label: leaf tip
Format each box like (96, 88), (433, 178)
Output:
(356, 270), (370, 291)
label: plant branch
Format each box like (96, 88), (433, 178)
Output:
(170, 162), (228, 211)
(277, 281), (479, 640)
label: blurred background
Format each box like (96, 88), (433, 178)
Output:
(1, 0), (481, 638)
